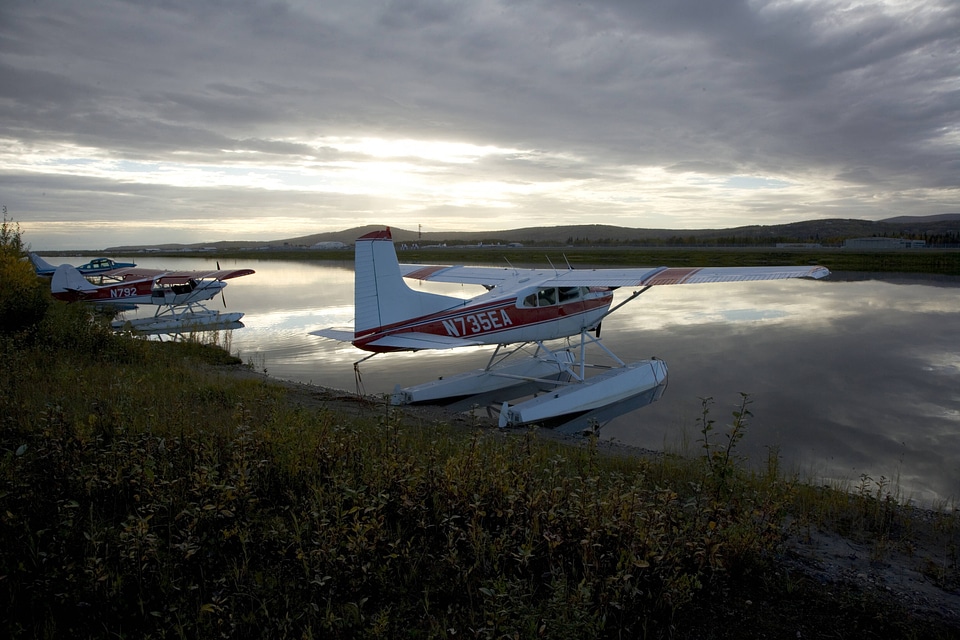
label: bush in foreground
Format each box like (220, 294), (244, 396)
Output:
(1, 294), (957, 638)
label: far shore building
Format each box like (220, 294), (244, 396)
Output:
(310, 241), (348, 250)
(843, 237), (926, 249)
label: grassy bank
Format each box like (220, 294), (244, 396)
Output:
(2, 300), (959, 638)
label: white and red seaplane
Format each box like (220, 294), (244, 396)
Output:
(51, 263), (255, 334)
(312, 228), (829, 428)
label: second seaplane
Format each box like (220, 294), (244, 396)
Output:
(51, 263), (255, 334)
(312, 228), (829, 428)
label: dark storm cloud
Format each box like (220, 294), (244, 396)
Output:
(1, 0), (958, 248)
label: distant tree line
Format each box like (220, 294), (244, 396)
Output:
(532, 231), (960, 248)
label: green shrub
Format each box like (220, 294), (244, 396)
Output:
(0, 215), (49, 334)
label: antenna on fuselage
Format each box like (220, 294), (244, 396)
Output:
(546, 255), (557, 274)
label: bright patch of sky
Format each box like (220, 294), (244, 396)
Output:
(723, 177), (791, 189)
(2, 0), (957, 249)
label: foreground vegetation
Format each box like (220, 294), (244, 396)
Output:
(4, 222), (959, 637)
(5, 306), (959, 638)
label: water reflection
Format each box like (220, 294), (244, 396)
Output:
(84, 256), (960, 504)
(535, 382), (668, 435)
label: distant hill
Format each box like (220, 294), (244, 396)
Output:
(105, 215), (960, 251)
(880, 213), (960, 224)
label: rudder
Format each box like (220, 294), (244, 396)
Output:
(51, 264), (98, 294)
(354, 228), (463, 334)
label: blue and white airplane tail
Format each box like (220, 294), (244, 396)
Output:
(28, 253), (58, 276)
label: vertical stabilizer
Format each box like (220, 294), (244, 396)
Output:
(354, 228), (463, 334)
(28, 253), (58, 275)
(51, 264), (98, 294)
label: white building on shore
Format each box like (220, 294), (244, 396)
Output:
(843, 237), (925, 249)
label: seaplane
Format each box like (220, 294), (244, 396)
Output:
(50, 263), (255, 334)
(29, 253), (137, 277)
(312, 228), (830, 428)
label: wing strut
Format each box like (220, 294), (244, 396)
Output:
(592, 285), (652, 337)
(353, 352), (379, 398)
(601, 285), (652, 321)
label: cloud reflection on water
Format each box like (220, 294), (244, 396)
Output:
(100, 257), (960, 503)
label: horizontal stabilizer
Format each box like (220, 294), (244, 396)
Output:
(366, 332), (484, 351)
(310, 328), (355, 342)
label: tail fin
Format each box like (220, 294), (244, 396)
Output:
(51, 264), (98, 294)
(28, 253), (58, 275)
(354, 228), (463, 334)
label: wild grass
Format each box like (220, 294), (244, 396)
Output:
(2, 301), (958, 638)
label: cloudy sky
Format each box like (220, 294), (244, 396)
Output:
(2, 0), (958, 249)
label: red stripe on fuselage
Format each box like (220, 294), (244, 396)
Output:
(86, 281), (154, 301)
(353, 298), (507, 341)
(353, 292), (613, 351)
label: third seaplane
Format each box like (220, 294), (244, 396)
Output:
(51, 263), (255, 334)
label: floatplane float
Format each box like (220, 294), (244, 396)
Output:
(312, 228), (829, 429)
(50, 263), (254, 334)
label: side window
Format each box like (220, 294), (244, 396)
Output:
(523, 287), (585, 308)
(537, 288), (557, 306)
(558, 286), (580, 303)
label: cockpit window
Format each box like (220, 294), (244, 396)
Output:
(538, 288), (557, 306)
(522, 286), (589, 308)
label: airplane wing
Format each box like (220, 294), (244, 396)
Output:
(399, 264), (519, 288)
(541, 265), (830, 287)
(154, 269), (255, 285)
(102, 267), (256, 284)
(96, 267), (166, 280)
(401, 263), (829, 289)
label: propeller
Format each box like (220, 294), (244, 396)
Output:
(217, 261), (226, 307)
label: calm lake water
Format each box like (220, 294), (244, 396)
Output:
(96, 255), (960, 505)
